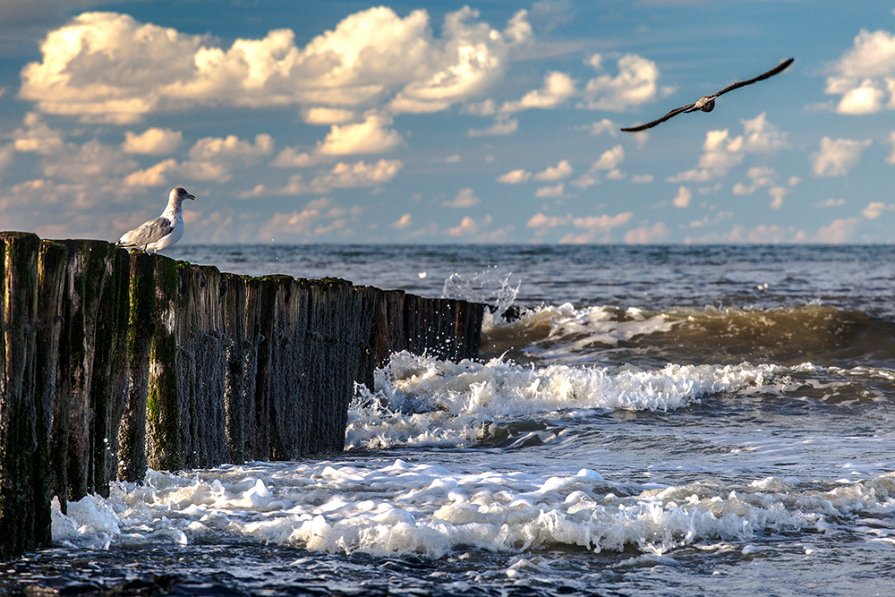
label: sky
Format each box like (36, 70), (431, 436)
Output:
(0, 0), (894, 244)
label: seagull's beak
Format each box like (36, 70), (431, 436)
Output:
(188, 194), (196, 200)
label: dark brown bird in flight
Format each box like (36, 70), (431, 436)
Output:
(620, 57), (794, 133)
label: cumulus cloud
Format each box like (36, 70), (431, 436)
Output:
(258, 198), (360, 241)
(815, 218), (858, 243)
(20, 8), (533, 123)
(442, 187), (479, 208)
(467, 114), (518, 136)
(302, 107), (356, 125)
(392, 213), (413, 229)
(446, 214), (493, 237)
(670, 114), (787, 183)
(126, 133), (274, 186)
(582, 53), (660, 111)
(624, 222), (669, 244)
(527, 210), (633, 242)
(535, 183), (564, 198)
(244, 159), (403, 196)
(862, 201), (895, 219)
(672, 185), (691, 208)
(811, 136), (872, 177)
(593, 145), (624, 171)
(534, 160), (572, 181)
(498, 168), (531, 184)
(826, 29), (895, 114)
(732, 166), (775, 196)
(11, 112), (65, 154)
(586, 119), (618, 137)
(318, 114), (402, 155)
(122, 127), (183, 154)
(500, 71), (575, 113)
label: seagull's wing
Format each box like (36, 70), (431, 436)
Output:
(620, 103), (696, 132)
(713, 57), (794, 98)
(117, 216), (174, 248)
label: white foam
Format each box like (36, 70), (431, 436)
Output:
(51, 464), (895, 558)
(346, 351), (782, 450)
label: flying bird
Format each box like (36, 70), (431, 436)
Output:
(117, 186), (196, 252)
(620, 57), (794, 133)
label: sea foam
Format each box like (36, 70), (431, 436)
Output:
(51, 462), (895, 558)
(346, 351), (782, 450)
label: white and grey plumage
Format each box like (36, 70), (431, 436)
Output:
(621, 57), (794, 133)
(117, 187), (196, 252)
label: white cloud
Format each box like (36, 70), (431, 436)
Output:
(529, 210), (633, 243)
(816, 197), (846, 208)
(446, 214), (493, 237)
(534, 159), (572, 181)
(21, 8), (533, 123)
(670, 114), (787, 183)
(586, 118), (618, 137)
(669, 129), (744, 182)
(126, 133), (273, 186)
(310, 159), (403, 193)
(768, 186), (786, 210)
(726, 224), (808, 244)
(498, 168), (531, 184)
(624, 222), (668, 244)
(815, 218), (858, 243)
(392, 213), (413, 229)
(122, 127), (182, 154)
(442, 187), (479, 208)
(593, 145), (625, 171)
(467, 114), (518, 136)
(741, 113), (788, 152)
(535, 183), (564, 198)
(302, 107), (356, 125)
(582, 53), (660, 111)
(258, 198), (358, 241)
(273, 147), (315, 168)
(631, 174), (653, 184)
(44, 139), (138, 183)
(862, 201), (895, 219)
(11, 112), (65, 154)
(732, 166), (775, 196)
(672, 185), (691, 208)
(826, 29), (895, 114)
(500, 71), (575, 113)
(811, 136), (872, 177)
(318, 114), (402, 155)
(0, 146), (13, 171)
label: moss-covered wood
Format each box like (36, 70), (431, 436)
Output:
(0, 232), (484, 559)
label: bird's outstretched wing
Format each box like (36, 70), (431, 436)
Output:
(620, 57), (794, 133)
(713, 57), (794, 98)
(117, 217), (173, 248)
(620, 103), (695, 132)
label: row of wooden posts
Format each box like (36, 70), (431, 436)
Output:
(0, 232), (484, 558)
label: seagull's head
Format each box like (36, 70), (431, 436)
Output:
(170, 187), (197, 202)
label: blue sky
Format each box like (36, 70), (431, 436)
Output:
(0, 0), (893, 244)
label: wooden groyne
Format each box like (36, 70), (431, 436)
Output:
(0, 232), (484, 558)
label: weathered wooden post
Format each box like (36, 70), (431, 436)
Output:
(1, 232), (486, 559)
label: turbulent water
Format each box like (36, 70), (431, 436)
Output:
(4, 245), (895, 596)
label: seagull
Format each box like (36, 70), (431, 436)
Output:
(621, 57), (794, 132)
(117, 187), (196, 252)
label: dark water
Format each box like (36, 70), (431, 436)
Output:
(3, 245), (895, 596)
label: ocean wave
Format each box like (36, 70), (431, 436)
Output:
(345, 352), (785, 450)
(51, 462), (895, 558)
(483, 303), (895, 368)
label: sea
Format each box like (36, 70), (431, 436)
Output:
(3, 244), (894, 596)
